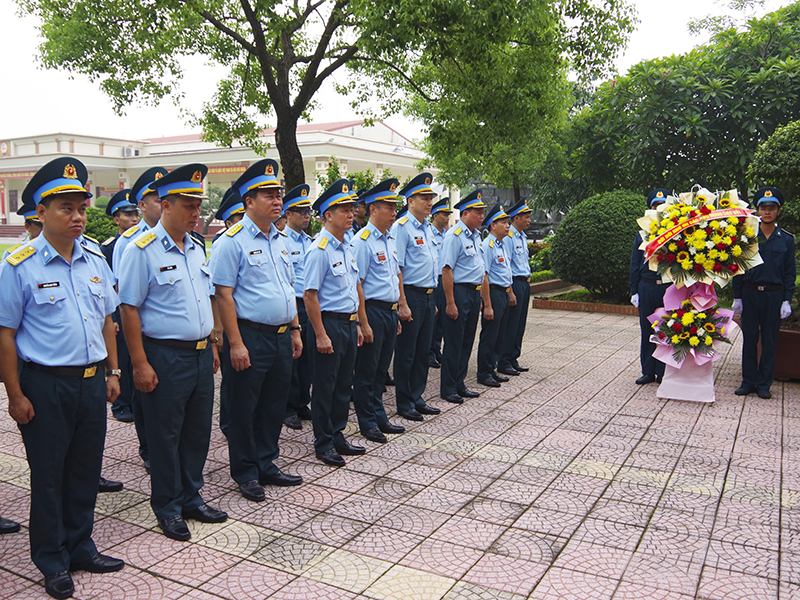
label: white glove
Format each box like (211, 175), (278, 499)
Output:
(781, 301), (792, 320)
(732, 299), (743, 314)
(630, 294), (639, 308)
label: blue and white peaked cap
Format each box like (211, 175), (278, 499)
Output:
(313, 179), (358, 214)
(362, 179), (400, 205)
(399, 172), (437, 199)
(22, 156), (92, 206)
(235, 159), (282, 198)
(153, 163), (208, 199)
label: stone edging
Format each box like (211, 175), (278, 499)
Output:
(531, 297), (638, 316)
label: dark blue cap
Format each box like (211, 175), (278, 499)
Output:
(106, 189), (137, 216)
(754, 186), (783, 206)
(153, 163), (208, 199)
(235, 159), (281, 199)
(647, 188), (670, 207)
(362, 178), (400, 205)
(215, 187), (245, 221)
(399, 173), (436, 199)
(16, 203), (39, 222)
(282, 184), (312, 215)
(506, 198), (532, 218)
(454, 189), (486, 212)
(313, 179), (357, 214)
(431, 197), (452, 215)
(22, 157), (92, 206)
(482, 202), (509, 227)
(131, 167), (169, 203)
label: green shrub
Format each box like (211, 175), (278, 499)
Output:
(530, 270), (555, 283)
(530, 246), (551, 271)
(94, 196), (110, 209)
(84, 206), (116, 242)
(550, 189), (645, 302)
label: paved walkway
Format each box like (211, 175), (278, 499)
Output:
(0, 309), (797, 599)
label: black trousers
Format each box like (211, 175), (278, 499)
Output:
(394, 287), (435, 412)
(441, 284), (482, 395)
(286, 300), (311, 417)
(638, 279), (669, 378)
(141, 341), (213, 520)
(309, 317), (357, 454)
(477, 287), (510, 379)
(429, 275), (445, 362)
(741, 288), (783, 390)
(499, 278), (530, 370)
(353, 304), (398, 431)
(225, 324), (292, 483)
(18, 365), (106, 576)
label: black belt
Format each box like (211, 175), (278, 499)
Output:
(238, 318), (290, 334)
(489, 284), (511, 293)
(142, 335), (210, 350)
(24, 361), (100, 379)
(366, 299), (398, 311)
(641, 278), (670, 286)
(743, 283), (783, 292)
(513, 276), (531, 282)
(321, 311), (357, 321)
(455, 282), (482, 291)
(404, 284), (434, 294)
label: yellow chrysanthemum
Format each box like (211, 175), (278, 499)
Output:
(693, 239), (706, 250)
(681, 261), (693, 271)
(658, 228), (667, 235)
(745, 227), (755, 238)
(661, 219), (672, 228)
(719, 251), (730, 261)
(672, 335), (680, 343)
(704, 323), (715, 333)
(680, 206), (690, 215)
(681, 313), (695, 326)
(689, 336), (700, 346)
(668, 243), (678, 252)
(671, 312), (679, 319)
(694, 253), (706, 264)
(697, 313), (707, 320)
(694, 229), (707, 240)
(703, 260), (715, 271)
(710, 220), (721, 229)
(725, 225), (737, 236)
(731, 246), (742, 257)
(704, 336), (713, 345)
(723, 236), (732, 245)
(708, 249), (719, 259)
(711, 234), (723, 244)
(727, 217), (740, 225)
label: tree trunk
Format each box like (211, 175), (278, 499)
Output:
(513, 181), (522, 204)
(274, 114), (305, 189)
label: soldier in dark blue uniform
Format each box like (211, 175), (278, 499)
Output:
(429, 197), (452, 368)
(733, 186), (796, 399)
(629, 189), (670, 385)
(0, 157), (124, 599)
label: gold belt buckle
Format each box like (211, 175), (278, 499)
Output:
(83, 365), (97, 378)
(391, 303), (398, 310)
(426, 288), (433, 294)
(349, 313), (357, 321)
(505, 287), (511, 293)
(475, 285), (482, 291)
(196, 339), (208, 350)
(757, 286), (765, 291)
(277, 325), (288, 334)
(526, 276), (531, 282)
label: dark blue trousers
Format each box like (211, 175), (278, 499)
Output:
(638, 279), (669, 378)
(477, 287), (510, 379)
(353, 304), (398, 431)
(225, 324), (292, 483)
(429, 276), (444, 362)
(141, 341), (213, 520)
(499, 278), (530, 370)
(286, 300), (311, 417)
(18, 365), (105, 576)
(394, 287), (435, 412)
(309, 317), (357, 454)
(441, 284), (482, 395)
(218, 342), (231, 437)
(741, 288), (783, 391)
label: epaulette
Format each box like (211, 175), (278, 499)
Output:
(5, 245), (35, 266)
(359, 228), (371, 241)
(397, 216), (409, 225)
(122, 225), (141, 238)
(101, 237), (115, 246)
(317, 236), (329, 250)
(225, 223), (243, 237)
(83, 234), (99, 245)
(278, 229), (287, 237)
(82, 244), (106, 259)
(508, 230), (515, 237)
(489, 238), (495, 248)
(5, 242), (23, 255)
(782, 228), (794, 237)
(453, 227), (463, 236)
(135, 232), (157, 249)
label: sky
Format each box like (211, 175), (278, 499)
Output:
(0, 0), (791, 143)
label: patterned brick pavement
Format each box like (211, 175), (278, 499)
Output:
(0, 309), (798, 599)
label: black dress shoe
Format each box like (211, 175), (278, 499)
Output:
(0, 517), (20, 534)
(384, 372), (395, 386)
(512, 365), (529, 372)
(182, 503), (228, 523)
(316, 448), (346, 467)
(378, 421), (405, 434)
(398, 408), (424, 421)
(440, 393), (463, 404)
(478, 377), (501, 388)
(98, 476), (124, 493)
(497, 366), (520, 376)
(44, 570), (74, 599)
(113, 409), (134, 423)
(158, 515), (191, 541)
(334, 440), (366, 455)
(492, 373), (510, 383)
(635, 374), (656, 385)
(239, 480), (265, 502)
(757, 388), (772, 399)
(259, 470), (303, 486)
(361, 426), (388, 443)
(283, 415), (302, 430)
(297, 405), (312, 420)
(417, 403), (441, 415)
(458, 388), (480, 398)
(70, 553), (125, 573)
(428, 357), (441, 369)
(735, 385), (756, 396)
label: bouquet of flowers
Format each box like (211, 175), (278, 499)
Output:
(636, 186), (763, 287)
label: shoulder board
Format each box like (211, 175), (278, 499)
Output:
(359, 228), (371, 241)
(508, 230), (514, 237)
(6, 242), (23, 254)
(83, 234), (99, 244)
(489, 238), (494, 248)
(122, 225), (141, 238)
(318, 236), (329, 250)
(278, 229), (287, 237)
(82, 244), (106, 259)
(453, 227), (463, 236)
(135, 232), (157, 249)
(5, 245), (36, 266)
(225, 223), (243, 237)
(782, 228), (794, 237)
(101, 237), (115, 246)
(397, 216), (409, 225)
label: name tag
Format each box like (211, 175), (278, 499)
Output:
(37, 281), (59, 289)
(333, 261), (342, 268)
(377, 251), (386, 261)
(159, 265), (177, 272)
(249, 249), (262, 255)
(414, 236), (424, 245)
(499, 256), (505, 262)
(291, 251), (300, 255)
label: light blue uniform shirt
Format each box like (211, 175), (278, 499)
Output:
(431, 225), (446, 276)
(210, 214), (297, 326)
(285, 226), (313, 298)
(441, 221), (485, 285)
(351, 221), (400, 303)
(118, 222), (213, 341)
(0, 235), (119, 366)
(303, 228), (359, 313)
(482, 234), (513, 287)
(393, 213), (438, 288)
(113, 222), (151, 276)
(506, 225), (532, 278)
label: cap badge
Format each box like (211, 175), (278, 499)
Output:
(63, 164), (77, 179)
(425, 177), (431, 184)
(301, 189), (308, 196)
(765, 190), (773, 197)
(191, 171), (202, 183)
(342, 183), (349, 194)
(266, 164), (274, 175)
(390, 183), (397, 191)
(125, 193), (130, 201)
(477, 192), (482, 200)
(656, 191), (664, 198)
(154, 172), (164, 180)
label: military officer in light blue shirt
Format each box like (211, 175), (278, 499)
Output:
(440, 189), (489, 403)
(303, 179), (367, 467)
(476, 203), (516, 387)
(429, 196), (452, 368)
(0, 157), (124, 598)
(212, 159), (303, 503)
(351, 179), (407, 444)
(498, 198), (533, 375)
(119, 163), (227, 543)
(282, 183), (315, 430)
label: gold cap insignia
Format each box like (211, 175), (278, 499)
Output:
(425, 177), (431, 184)
(765, 190), (773, 197)
(342, 184), (349, 194)
(154, 172), (163, 180)
(125, 193), (130, 201)
(390, 183), (397, 191)
(301, 189), (308, 196)
(266, 164), (274, 175)
(477, 192), (482, 200)
(656, 191), (664, 198)
(63, 164), (77, 179)
(191, 171), (202, 183)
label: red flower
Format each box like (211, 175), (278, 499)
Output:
(716, 243), (726, 251)
(705, 228), (713, 236)
(694, 265), (704, 272)
(700, 205), (712, 215)
(689, 210), (698, 218)
(728, 264), (739, 273)
(677, 240), (686, 249)
(657, 254), (664, 262)
(666, 253), (676, 262)
(672, 323), (682, 332)
(690, 326), (698, 334)
(659, 333), (666, 340)
(713, 263), (723, 272)
(730, 236), (737, 244)
(677, 310), (685, 318)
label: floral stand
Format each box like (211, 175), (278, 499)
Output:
(657, 358), (716, 403)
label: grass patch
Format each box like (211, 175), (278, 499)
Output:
(0, 243), (15, 256)
(550, 288), (628, 305)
